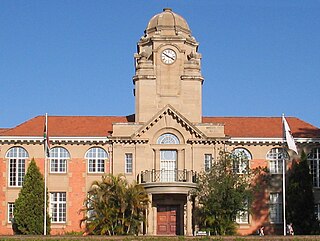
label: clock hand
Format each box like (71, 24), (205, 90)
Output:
(163, 53), (174, 60)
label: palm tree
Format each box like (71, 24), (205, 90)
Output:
(80, 174), (149, 235)
(125, 182), (149, 234)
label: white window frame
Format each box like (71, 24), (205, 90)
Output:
(204, 154), (212, 172)
(125, 153), (133, 174)
(6, 147), (28, 187)
(157, 133), (180, 144)
(86, 147), (108, 173)
(49, 147), (70, 173)
(308, 148), (320, 188)
(50, 192), (66, 223)
(8, 202), (14, 223)
(269, 192), (283, 223)
(232, 148), (252, 174)
(267, 148), (288, 174)
(236, 199), (249, 224)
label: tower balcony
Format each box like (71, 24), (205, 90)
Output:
(138, 169), (198, 194)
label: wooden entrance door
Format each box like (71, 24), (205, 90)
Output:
(157, 205), (179, 235)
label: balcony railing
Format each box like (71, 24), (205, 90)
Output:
(139, 169), (197, 184)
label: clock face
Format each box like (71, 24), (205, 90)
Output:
(161, 49), (176, 64)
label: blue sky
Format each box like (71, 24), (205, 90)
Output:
(1, 0), (319, 128)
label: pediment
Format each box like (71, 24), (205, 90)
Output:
(132, 105), (206, 140)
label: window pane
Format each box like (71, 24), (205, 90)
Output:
(204, 154), (212, 172)
(269, 193), (283, 223)
(50, 192), (66, 223)
(157, 133), (180, 144)
(267, 148), (288, 174)
(308, 148), (320, 187)
(125, 153), (133, 174)
(86, 148), (107, 173)
(7, 147), (27, 187)
(232, 148), (251, 174)
(49, 147), (69, 173)
(8, 203), (15, 223)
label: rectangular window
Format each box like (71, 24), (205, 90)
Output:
(269, 159), (283, 174)
(8, 203), (14, 223)
(50, 159), (66, 173)
(236, 199), (249, 224)
(50, 192), (66, 223)
(125, 153), (133, 174)
(204, 154), (212, 172)
(269, 192), (283, 223)
(310, 159), (320, 187)
(233, 159), (249, 174)
(9, 159), (25, 186)
(88, 159), (105, 173)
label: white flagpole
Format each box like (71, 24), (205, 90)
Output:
(282, 114), (286, 236)
(44, 113), (48, 235)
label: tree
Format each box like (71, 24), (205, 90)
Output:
(193, 150), (261, 235)
(287, 150), (319, 234)
(80, 174), (149, 235)
(13, 159), (50, 234)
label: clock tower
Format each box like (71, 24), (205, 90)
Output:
(133, 8), (204, 123)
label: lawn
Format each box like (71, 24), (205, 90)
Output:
(1, 236), (320, 241)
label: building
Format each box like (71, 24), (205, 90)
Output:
(1, 8), (320, 236)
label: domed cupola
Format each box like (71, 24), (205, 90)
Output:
(145, 8), (191, 38)
(134, 8), (203, 124)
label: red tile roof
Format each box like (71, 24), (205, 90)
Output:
(0, 115), (134, 137)
(0, 115), (319, 138)
(202, 117), (320, 138)
(0, 128), (9, 134)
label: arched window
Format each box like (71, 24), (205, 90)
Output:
(6, 147), (28, 187)
(157, 133), (179, 182)
(308, 148), (320, 187)
(157, 133), (180, 144)
(86, 147), (108, 173)
(267, 148), (288, 174)
(232, 148), (252, 174)
(49, 147), (70, 173)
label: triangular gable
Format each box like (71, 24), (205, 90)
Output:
(132, 105), (206, 139)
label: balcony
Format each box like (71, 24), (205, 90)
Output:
(138, 169), (197, 194)
(140, 169), (197, 183)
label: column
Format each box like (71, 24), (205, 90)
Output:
(186, 194), (193, 236)
(147, 193), (153, 235)
(152, 206), (157, 235)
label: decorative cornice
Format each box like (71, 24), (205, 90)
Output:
(227, 137), (320, 145)
(0, 136), (109, 145)
(108, 137), (149, 144)
(132, 105), (206, 139)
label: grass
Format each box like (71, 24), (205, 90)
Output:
(0, 236), (320, 241)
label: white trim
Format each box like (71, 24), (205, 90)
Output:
(229, 137), (320, 144)
(0, 136), (109, 144)
(1, 136), (319, 144)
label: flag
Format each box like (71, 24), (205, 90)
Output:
(282, 115), (298, 154)
(44, 114), (50, 157)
